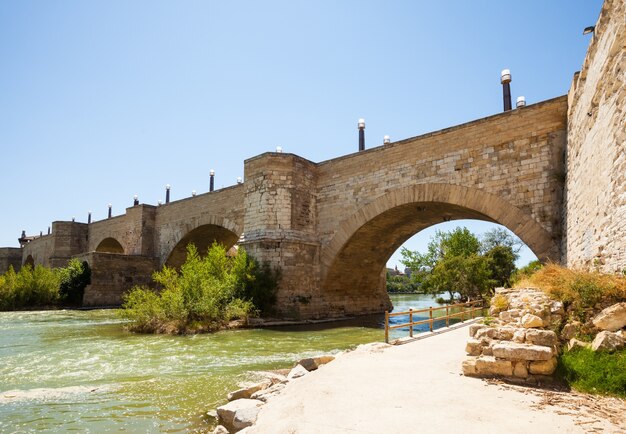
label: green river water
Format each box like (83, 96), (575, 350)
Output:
(0, 294), (441, 433)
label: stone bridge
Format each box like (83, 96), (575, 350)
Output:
(3, 0), (624, 318)
(9, 96), (567, 317)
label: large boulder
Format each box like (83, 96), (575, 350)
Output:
(465, 338), (483, 356)
(592, 303), (626, 332)
(591, 331), (625, 352)
(492, 342), (553, 361)
(217, 399), (263, 432)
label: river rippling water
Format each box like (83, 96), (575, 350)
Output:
(0, 294), (440, 433)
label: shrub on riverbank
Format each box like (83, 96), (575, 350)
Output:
(0, 265), (61, 310)
(515, 264), (626, 316)
(558, 347), (626, 398)
(0, 260), (93, 310)
(120, 243), (279, 334)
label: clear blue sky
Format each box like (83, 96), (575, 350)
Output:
(0, 1), (601, 268)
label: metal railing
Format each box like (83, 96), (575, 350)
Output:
(384, 300), (484, 343)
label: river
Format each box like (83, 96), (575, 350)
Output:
(0, 294), (443, 433)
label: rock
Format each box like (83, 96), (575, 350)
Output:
(550, 301), (565, 315)
(298, 355), (335, 372)
(492, 342), (553, 361)
(512, 329), (526, 343)
(508, 309), (521, 318)
(618, 330), (626, 340)
(469, 323), (486, 337)
(287, 364), (309, 380)
(227, 380), (271, 401)
(212, 425), (229, 434)
(217, 399), (263, 432)
(482, 344), (494, 356)
(250, 383), (285, 402)
(561, 322), (581, 341)
(499, 311), (513, 322)
(232, 404), (261, 430)
(592, 302), (626, 332)
(495, 326), (516, 341)
(513, 361), (528, 378)
(567, 338), (591, 351)
(529, 357), (558, 375)
(465, 338), (483, 356)
(524, 329), (558, 347)
(461, 358), (477, 376)
(521, 313), (544, 328)
(475, 356), (513, 377)
(207, 410), (218, 419)
(475, 327), (497, 340)
(591, 330), (626, 352)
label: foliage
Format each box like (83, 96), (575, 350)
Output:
(58, 259), (91, 305)
(490, 293), (510, 313)
(511, 260), (543, 284)
(120, 243), (279, 334)
(0, 265), (61, 310)
(480, 228), (522, 255)
(558, 347), (626, 398)
(400, 227), (515, 301)
(386, 273), (420, 293)
(484, 245), (517, 287)
(516, 264), (626, 317)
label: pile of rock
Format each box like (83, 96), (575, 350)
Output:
(212, 355), (335, 433)
(462, 287), (563, 382)
(568, 302), (626, 352)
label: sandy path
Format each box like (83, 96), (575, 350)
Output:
(245, 324), (626, 434)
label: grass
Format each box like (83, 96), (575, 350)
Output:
(558, 347), (626, 398)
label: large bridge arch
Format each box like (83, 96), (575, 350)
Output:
(163, 215), (242, 269)
(320, 184), (559, 304)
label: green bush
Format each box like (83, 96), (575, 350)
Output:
(0, 265), (61, 310)
(558, 347), (626, 398)
(120, 243), (279, 334)
(58, 259), (91, 305)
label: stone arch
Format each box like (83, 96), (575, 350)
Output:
(320, 184), (559, 308)
(95, 237), (125, 254)
(163, 215), (242, 269)
(24, 255), (35, 268)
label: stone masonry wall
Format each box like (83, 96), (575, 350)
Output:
(0, 248), (22, 273)
(564, 0), (626, 272)
(241, 154), (322, 318)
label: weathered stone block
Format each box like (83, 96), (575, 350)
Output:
(524, 329), (558, 347)
(475, 356), (513, 377)
(591, 331), (625, 352)
(492, 342), (553, 361)
(529, 357), (558, 375)
(521, 314), (544, 328)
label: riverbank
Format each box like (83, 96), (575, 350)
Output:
(241, 324), (626, 434)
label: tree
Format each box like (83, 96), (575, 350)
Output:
(401, 227), (494, 301)
(401, 226), (522, 301)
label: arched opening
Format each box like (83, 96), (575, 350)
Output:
(24, 255), (35, 268)
(95, 238), (125, 254)
(165, 224), (240, 269)
(320, 184), (558, 316)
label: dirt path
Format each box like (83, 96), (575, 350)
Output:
(244, 325), (626, 434)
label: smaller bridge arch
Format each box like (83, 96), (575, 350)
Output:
(163, 215), (242, 268)
(24, 255), (35, 268)
(95, 237), (125, 254)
